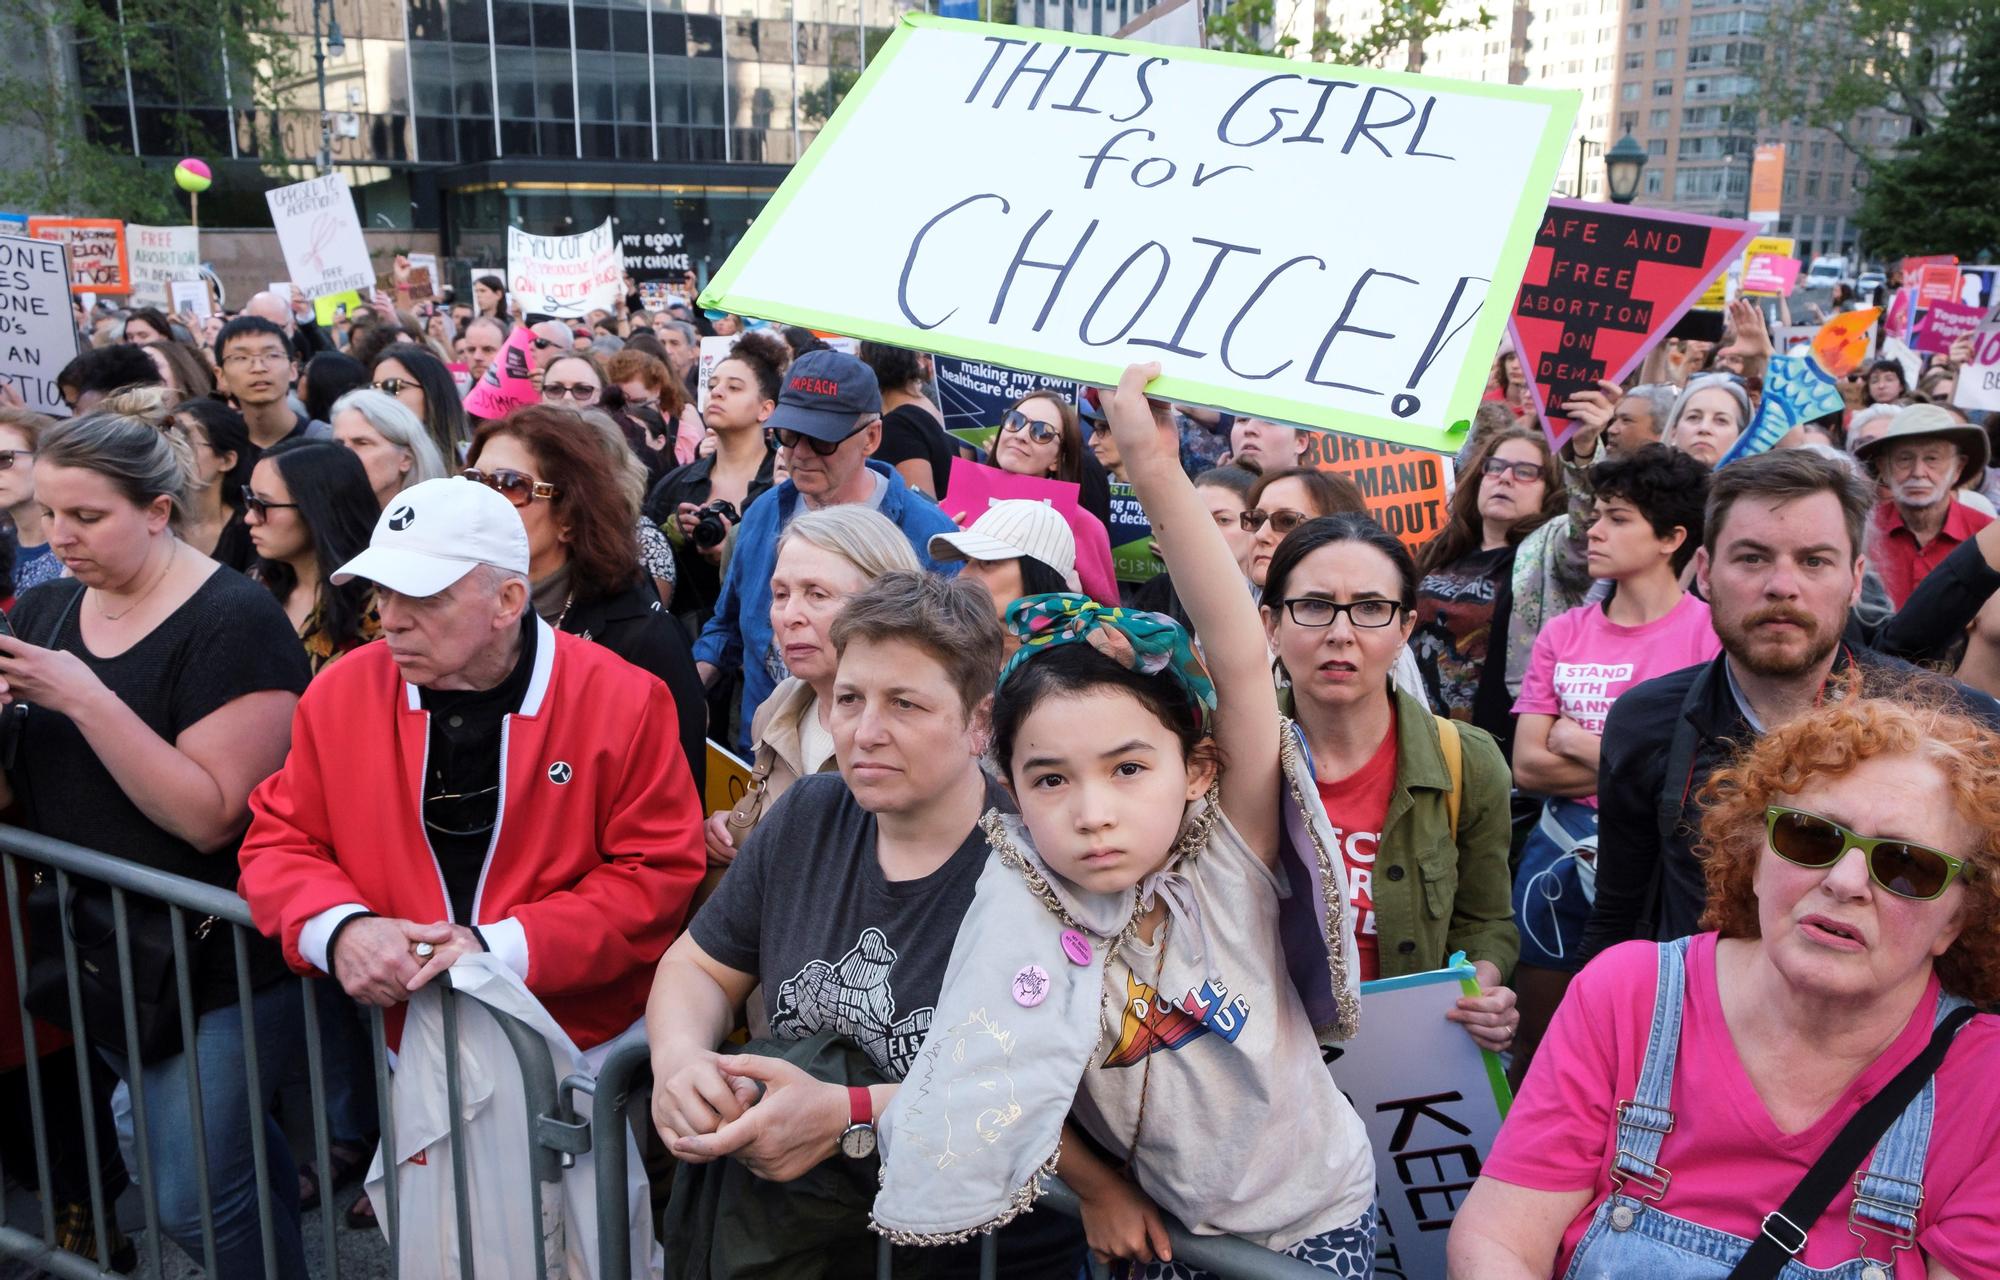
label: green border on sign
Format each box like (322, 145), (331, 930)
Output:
(703, 12), (1578, 454)
(1360, 953), (1514, 1117)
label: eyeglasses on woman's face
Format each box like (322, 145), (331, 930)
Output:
(1276, 597), (1404, 628)
(1482, 457), (1547, 484)
(240, 487), (300, 519)
(1764, 807), (1966, 902)
(1000, 410), (1061, 445)
(543, 382), (600, 402)
(373, 377), (417, 397)
(0, 448), (33, 470)
(461, 466), (559, 506)
(1240, 508), (1309, 536)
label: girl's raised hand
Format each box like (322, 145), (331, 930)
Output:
(1105, 362), (1177, 475)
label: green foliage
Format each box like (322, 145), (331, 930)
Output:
(0, 0), (294, 219)
(1853, 18), (2000, 260)
(1204, 0), (1494, 67)
(799, 24), (897, 128)
(1749, 0), (2000, 172)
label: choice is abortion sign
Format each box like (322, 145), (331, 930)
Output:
(702, 14), (1577, 453)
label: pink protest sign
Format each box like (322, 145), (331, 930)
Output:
(1912, 299), (1985, 355)
(942, 458), (1118, 604)
(463, 324), (539, 419)
(1740, 254), (1801, 298)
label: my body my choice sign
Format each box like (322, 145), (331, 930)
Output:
(703, 15), (1577, 452)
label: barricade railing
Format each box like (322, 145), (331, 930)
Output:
(1, 823), (1332, 1280)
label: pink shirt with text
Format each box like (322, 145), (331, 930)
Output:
(1485, 934), (2000, 1278)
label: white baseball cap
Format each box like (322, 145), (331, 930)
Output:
(333, 477), (532, 597)
(929, 499), (1081, 592)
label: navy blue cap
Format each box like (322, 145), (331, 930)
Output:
(767, 348), (883, 442)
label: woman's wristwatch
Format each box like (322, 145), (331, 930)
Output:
(839, 1085), (876, 1158)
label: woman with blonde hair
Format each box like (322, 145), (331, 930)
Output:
(1451, 682), (2000, 1278)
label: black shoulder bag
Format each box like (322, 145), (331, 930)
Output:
(1725, 1004), (1979, 1280)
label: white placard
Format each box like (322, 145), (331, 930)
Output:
(169, 278), (213, 319)
(127, 224), (200, 308)
(264, 174), (376, 299)
(695, 334), (736, 412)
(0, 233), (82, 415)
(703, 15), (1577, 452)
(1953, 299), (2000, 415)
(1329, 963), (1512, 1280)
(508, 219), (623, 319)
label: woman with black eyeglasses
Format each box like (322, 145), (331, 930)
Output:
(370, 343), (470, 465)
(539, 352), (606, 410)
(1411, 426), (1567, 760)
(992, 390), (1115, 529)
(243, 439), (382, 671)
(1262, 513), (1519, 1048)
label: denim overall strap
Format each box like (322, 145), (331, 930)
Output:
(1845, 993), (1970, 1261)
(1609, 937), (1691, 1202)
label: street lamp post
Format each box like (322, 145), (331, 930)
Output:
(312, 0), (345, 175)
(1605, 132), (1648, 204)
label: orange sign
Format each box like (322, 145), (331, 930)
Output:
(1748, 144), (1785, 225)
(1302, 430), (1453, 552)
(27, 218), (129, 295)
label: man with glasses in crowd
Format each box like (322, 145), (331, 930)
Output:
(1852, 404), (1993, 608)
(213, 316), (331, 448)
(692, 349), (959, 754)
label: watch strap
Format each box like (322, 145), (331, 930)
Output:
(848, 1085), (872, 1128)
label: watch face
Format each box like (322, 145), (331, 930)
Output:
(840, 1123), (876, 1159)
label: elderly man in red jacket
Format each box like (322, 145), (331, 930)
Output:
(239, 476), (704, 1050)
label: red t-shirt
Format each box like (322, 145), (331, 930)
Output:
(1313, 722), (1399, 983)
(1486, 933), (2000, 1277)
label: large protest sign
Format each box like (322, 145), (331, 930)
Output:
(620, 226), (693, 283)
(509, 220), (622, 319)
(28, 218), (130, 296)
(703, 14), (1577, 453)
(1740, 253), (1799, 298)
(942, 458), (1118, 602)
(1299, 429), (1453, 551)
(934, 355), (1075, 450)
(0, 233), (81, 414)
(1507, 200), (1758, 449)
(1328, 958), (1511, 1280)
(127, 224), (200, 307)
(1912, 299), (1982, 356)
(1953, 300), (2000, 415)
(465, 324), (541, 419)
(266, 175), (375, 299)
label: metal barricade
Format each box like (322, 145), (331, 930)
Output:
(572, 1035), (1334, 1280)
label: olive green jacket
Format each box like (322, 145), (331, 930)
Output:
(1354, 686), (1519, 980)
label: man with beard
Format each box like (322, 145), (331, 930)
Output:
(1852, 404), (1993, 608)
(1577, 449), (2000, 961)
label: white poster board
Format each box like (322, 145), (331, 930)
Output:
(169, 278), (213, 319)
(1953, 299), (2000, 415)
(1327, 960), (1512, 1280)
(127, 224), (200, 308)
(0, 233), (81, 415)
(702, 15), (1577, 452)
(265, 174), (376, 299)
(695, 334), (737, 412)
(508, 219), (623, 319)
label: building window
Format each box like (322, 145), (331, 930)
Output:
(1654, 78), (1674, 96)
(1622, 111), (1640, 131)
(1625, 51), (1643, 69)
(1647, 137), (1666, 155)
(1657, 17), (1677, 33)
(1622, 81), (1641, 100)
(1655, 48), (1673, 67)
(1644, 169), (1664, 193)
(1627, 21), (1644, 37)
(1650, 108), (1670, 127)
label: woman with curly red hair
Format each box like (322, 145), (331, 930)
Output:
(1450, 681), (2000, 1278)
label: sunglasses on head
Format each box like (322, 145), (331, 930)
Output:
(1000, 409), (1061, 445)
(769, 423), (866, 457)
(1240, 508), (1309, 535)
(1765, 806), (1966, 901)
(462, 466), (559, 506)
(240, 487), (299, 518)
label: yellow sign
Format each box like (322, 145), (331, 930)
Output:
(1695, 275), (1728, 311)
(704, 739), (755, 817)
(312, 290), (366, 327)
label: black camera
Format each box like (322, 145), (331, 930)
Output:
(690, 500), (741, 550)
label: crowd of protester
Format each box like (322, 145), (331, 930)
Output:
(0, 262), (1996, 1280)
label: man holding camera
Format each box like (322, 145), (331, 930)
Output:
(689, 349), (961, 755)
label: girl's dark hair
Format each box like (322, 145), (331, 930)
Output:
(1016, 556), (1070, 597)
(372, 343), (469, 461)
(468, 405), (642, 603)
(125, 307), (176, 340)
(171, 397), (258, 517)
(253, 439), (381, 650)
(993, 640), (1206, 776)
(1416, 425), (1565, 576)
(304, 351), (370, 425)
(858, 341), (925, 392)
(785, 326), (829, 359)
(716, 330), (791, 404)
(1262, 512), (1419, 613)
(474, 274), (509, 316)
(140, 339), (215, 399)
(1002, 390), (1085, 483)
(1587, 443), (1711, 574)
(1866, 358), (1908, 396)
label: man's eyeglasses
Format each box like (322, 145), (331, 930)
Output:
(1000, 410), (1061, 445)
(1240, 509), (1310, 536)
(1276, 597), (1404, 629)
(240, 487), (300, 518)
(373, 377), (415, 396)
(223, 351), (290, 370)
(769, 423), (867, 457)
(0, 449), (32, 470)
(1765, 806), (1966, 901)
(1482, 457), (1547, 483)
(543, 383), (600, 402)
(462, 467), (559, 506)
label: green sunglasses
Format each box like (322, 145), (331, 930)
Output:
(1765, 807), (1967, 902)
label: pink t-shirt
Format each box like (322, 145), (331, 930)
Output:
(1512, 592), (1721, 805)
(1485, 935), (2000, 1278)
